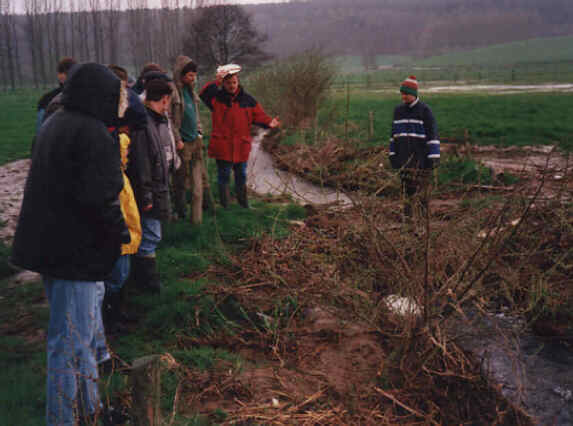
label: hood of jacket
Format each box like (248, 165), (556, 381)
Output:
(173, 55), (195, 91)
(118, 88), (148, 131)
(61, 62), (122, 126)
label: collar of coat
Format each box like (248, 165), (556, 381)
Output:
(408, 97), (420, 108)
(145, 106), (168, 123)
(216, 86), (245, 107)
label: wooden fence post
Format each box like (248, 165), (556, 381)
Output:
(368, 111), (374, 140)
(345, 80), (350, 141)
(130, 355), (162, 426)
(464, 129), (471, 159)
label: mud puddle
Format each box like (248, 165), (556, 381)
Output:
(444, 144), (573, 201)
(0, 159), (29, 244)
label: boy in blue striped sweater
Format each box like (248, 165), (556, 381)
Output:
(389, 75), (440, 220)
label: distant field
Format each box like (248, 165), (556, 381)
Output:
(0, 89), (41, 165)
(334, 36), (573, 87)
(334, 62), (573, 89)
(417, 36), (573, 66)
(318, 91), (573, 151)
(336, 54), (413, 73)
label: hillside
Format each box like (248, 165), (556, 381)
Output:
(416, 35), (573, 66)
(247, 0), (573, 58)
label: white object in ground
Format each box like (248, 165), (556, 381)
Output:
(384, 295), (421, 316)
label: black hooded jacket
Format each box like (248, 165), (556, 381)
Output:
(11, 63), (129, 281)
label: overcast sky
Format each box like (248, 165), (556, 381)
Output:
(10, 0), (288, 14)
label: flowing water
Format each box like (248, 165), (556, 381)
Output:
(247, 132), (352, 208)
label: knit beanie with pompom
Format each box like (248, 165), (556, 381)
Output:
(400, 75), (418, 97)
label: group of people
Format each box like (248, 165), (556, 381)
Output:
(9, 52), (437, 425)
(11, 55), (279, 425)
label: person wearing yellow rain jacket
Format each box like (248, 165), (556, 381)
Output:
(100, 65), (145, 333)
(102, 130), (142, 333)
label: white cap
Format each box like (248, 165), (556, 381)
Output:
(216, 64), (241, 79)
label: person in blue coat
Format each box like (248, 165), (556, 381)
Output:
(389, 75), (440, 220)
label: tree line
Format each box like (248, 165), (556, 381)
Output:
(0, 0), (268, 89)
(1, 0), (573, 89)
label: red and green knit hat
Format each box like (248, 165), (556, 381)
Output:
(400, 75), (418, 96)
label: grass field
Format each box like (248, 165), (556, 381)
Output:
(416, 35), (573, 67)
(334, 36), (573, 88)
(336, 36), (573, 72)
(312, 91), (573, 151)
(0, 89), (41, 165)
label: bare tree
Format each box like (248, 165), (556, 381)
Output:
(0, 0), (10, 90)
(89, 0), (103, 63)
(106, 0), (122, 65)
(25, 0), (47, 87)
(126, 0), (149, 73)
(183, 4), (270, 72)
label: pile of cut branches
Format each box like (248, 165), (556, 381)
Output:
(166, 191), (573, 424)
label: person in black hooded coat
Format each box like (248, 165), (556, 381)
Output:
(11, 63), (129, 425)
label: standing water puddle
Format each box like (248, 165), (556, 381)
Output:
(455, 312), (573, 425)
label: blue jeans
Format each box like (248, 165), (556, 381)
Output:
(44, 277), (104, 426)
(216, 160), (247, 187)
(95, 283), (110, 365)
(104, 254), (131, 294)
(137, 215), (162, 257)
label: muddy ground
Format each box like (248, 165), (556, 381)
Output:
(1, 141), (571, 424)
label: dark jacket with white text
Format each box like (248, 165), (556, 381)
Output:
(389, 98), (440, 170)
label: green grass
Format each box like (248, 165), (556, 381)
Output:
(437, 156), (494, 186)
(334, 54), (414, 73)
(0, 239), (17, 279)
(417, 36), (573, 67)
(333, 36), (573, 88)
(0, 196), (306, 423)
(0, 89), (42, 165)
(314, 91), (573, 151)
(0, 278), (47, 426)
(334, 61), (573, 90)
(0, 337), (46, 426)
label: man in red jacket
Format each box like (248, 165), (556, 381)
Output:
(200, 64), (280, 208)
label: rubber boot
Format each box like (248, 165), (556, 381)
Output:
(218, 183), (230, 208)
(236, 183), (249, 209)
(133, 256), (161, 294)
(143, 256), (161, 294)
(102, 290), (114, 332)
(174, 202), (186, 221)
(102, 290), (124, 334)
(117, 284), (131, 322)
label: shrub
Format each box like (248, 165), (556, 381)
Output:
(247, 48), (338, 128)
